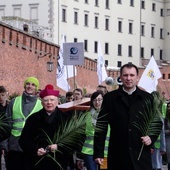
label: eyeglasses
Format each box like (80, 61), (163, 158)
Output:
(93, 98), (103, 102)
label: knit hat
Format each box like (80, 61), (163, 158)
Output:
(40, 84), (59, 99)
(24, 77), (39, 91)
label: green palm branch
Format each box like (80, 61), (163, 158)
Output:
(35, 112), (104, 169)
(0, 113), (11, 139)
(133, 93), (163, 160)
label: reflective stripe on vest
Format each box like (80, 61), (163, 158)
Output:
(162, 103), (167, 119)
(11, 96), (42, 137)
(82, 117), (110, 157)
(154, 135), (161, 149)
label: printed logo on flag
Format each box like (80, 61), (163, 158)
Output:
(147, 69), (154, 80)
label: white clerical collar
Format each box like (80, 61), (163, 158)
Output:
(122, 86), (136, 95)
(46, 112), (51, 116)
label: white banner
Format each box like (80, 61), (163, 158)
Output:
(97, 41), (107, 84)
(56, 35), (77, 91)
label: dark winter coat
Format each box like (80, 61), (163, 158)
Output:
(94, 86), (162, 170)
(19, 107), (73, 170)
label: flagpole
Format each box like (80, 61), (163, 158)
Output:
(73, 65), (76, 90)
(65, 65), (70, 91)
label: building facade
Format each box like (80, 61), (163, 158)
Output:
(1, 0), (170, 68)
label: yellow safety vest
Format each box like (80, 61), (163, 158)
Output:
(11, 96), (42, 137)
(82, 111), (110, 157)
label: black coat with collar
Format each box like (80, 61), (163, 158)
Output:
(19, 107), (73, 170)
(94, 86), (162, 170)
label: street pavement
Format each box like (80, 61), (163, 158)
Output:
(0, 155), (168, 170)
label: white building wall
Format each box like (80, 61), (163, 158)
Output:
(164, 0), (170, 61)
(0, 0), (170, 67)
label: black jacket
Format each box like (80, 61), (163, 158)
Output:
(19, 107), (74, 170)
(94, 86), (162, 170)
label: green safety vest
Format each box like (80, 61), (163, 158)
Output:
(11, 96), (42, 137)
(162, 102), (167, 119)
(81, 112), (110, 157)
(154, 135), (161, 149)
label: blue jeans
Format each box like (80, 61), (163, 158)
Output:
(83, 154), (98, 170)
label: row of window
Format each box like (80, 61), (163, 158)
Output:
(75, 0), (157, 13)
(74, 38), (163, 63)
(63, 9), (165, 39)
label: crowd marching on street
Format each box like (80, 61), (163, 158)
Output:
(0, 63), (170, 170)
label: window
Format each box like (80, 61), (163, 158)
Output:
(151, 26), (155, 38)
(13, 4), (22, 17)
(74, 38), (77, 42)
(130, 0), (134, 6)
(105, 43), (109, 54)
(84, 14), (88, 26)
(105, 18), (109, 30)
(162, 74), (165, 80)
(95, 0), (99, 6)
(85, 0), (88, 3)
(141, 24), (145, 36)
(160, 28), (164, 39)
(141, 1), (145, 9)
(118, 20), (122, 32)
(160, 9), (164, 16)
(128, 46), (132, 57)
(106, 0), (109, 9)
(168, 74), (170, 80)
(94, 41), (98, 53)
(84, 40), (88, 51)
(129, 22), (133, 34)
(152, 3), (156, 11)
(117, 0), (122, 4)
(151, 48), (154, 56)
(105, 60), (108, 66)
(167, 9), (170, 16)
(117, 61), (122, 67)
(0, 6), (5, 19)
(160, 49), (163, 60)
(94, 16), (98, 28)
(62, 8), (66, 22)
(74, 11), (78, 24)
(141, 47), (144, 58)
(29, 4), (39, 22)
(118, 44), (122, 56)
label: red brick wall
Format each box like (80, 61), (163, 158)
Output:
(1, 22), (170, 100)
(0, 22), (59, 96)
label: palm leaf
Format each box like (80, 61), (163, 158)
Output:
(0, 113), (11, 139)
(35, 111), (105, 168)
(133, 93), (163, 160)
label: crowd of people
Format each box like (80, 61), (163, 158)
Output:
(0, 63), (169, 170)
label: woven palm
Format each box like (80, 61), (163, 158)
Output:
(133, 93), (163, 160)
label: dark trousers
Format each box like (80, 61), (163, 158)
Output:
(168, 163), (170, 170)
(6, 151), (32, 170)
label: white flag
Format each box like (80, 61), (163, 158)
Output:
(97, 41), (108, 84)
(138, 56), (162, 93)
(56, 35), (77, 91)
